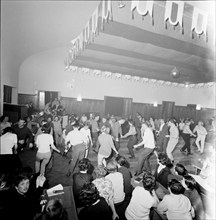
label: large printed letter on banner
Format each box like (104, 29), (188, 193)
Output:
(191, 7), (208, 38)
(164, 1), (184, 28)
(101, 0), (112, 29)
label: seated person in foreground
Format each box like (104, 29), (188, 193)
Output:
(157, 179), (195, 220)
(154, 153), (174, 189)
(181, 175), (205, 220)
(78, 183), (112, 220)
(105, 159), (126, 219)
(115, 155), (133, 198)
(42, 198), (68, 220)
(73, 158), (93, 208)
(125, 171), (159, 220)
(3, 170), (44, 220)
(92, 166), (119, 220)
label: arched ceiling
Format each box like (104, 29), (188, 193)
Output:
(1, 0), (215, 84)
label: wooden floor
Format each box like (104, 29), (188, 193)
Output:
(18, 136), (212, 188)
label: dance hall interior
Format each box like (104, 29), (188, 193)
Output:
(0, 1), (215, 220)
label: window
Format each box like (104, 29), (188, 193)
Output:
(3, 85), (12, 103)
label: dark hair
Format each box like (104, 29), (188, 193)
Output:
(158, 153), (168, 165)
(18, 117), (26, 122)
(46, 198), (67, 220)
(128, 119), (135, 126)
(72, 121), (80, 128)
(79, 183), (100, 207)
(168, 179), (184, 194)
(115, 155), (130, 168)
(0, 115), (9, 122)
(78, 158), (91, 171)
(14, 172), (30, 187)
(175, 163), (188, 177)
(2, 126), (13, 135)
(20, 166), (34, 178)
(168, 118), (177, 126)
(142, 171), (156, 195)
(25, 116), (32, 121)
(158, 154), (174, 168)
(184, 175), (197, 190)
(41, 123), (51, 134)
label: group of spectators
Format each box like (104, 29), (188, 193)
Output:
(72, 154), (209, 220)
(0, 104), (215, 220)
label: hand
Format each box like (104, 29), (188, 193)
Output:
(29, 143), (33, 148)
(18, 140), (25, 144)
(133, 144), (137, 148)
(112, 212), (119, 220)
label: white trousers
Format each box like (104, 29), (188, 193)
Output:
(195, 135), (206, 153)
(166, 138), (178, 161)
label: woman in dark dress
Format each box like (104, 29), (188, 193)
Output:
(78, 183), (112, 220)
(72, 158), (93, 207)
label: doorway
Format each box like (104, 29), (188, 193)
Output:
(38, 91), (59, 110)
(104, 96), (132, 117)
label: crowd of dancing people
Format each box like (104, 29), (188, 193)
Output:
(0, 100), (215, 220)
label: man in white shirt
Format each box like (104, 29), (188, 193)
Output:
(0, 127), (18, 155)
(133, 122), (155, 176)
(65, 122), (86, 176)
(80, 121), (93, 158)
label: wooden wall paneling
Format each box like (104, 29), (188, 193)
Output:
(18, 94), (38, 109)
(61, 97), (104, 116)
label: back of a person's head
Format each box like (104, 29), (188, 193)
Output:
(175, 163), (188, 177)
(115, 155), (130, 168)
(41, 123), (51, 134)
(184, 175), (197, 190)
(78, 158), (91, 171)
(93, 165), (107, 179)
(168, 179), (184, 195)
(72, 121), (80, 128)
(100, 125), (107, 133)
(106, 159), (118, 173)
(169, 118), (177, 125)
(128, 119), (134, 125)
(2, 126), (13, 135)
(20, 166), (34, 179)
(45, 199), (67, 220)
(142, 171), (156, 193)
(79, 183), (99, 207)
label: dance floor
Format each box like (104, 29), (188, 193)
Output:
(18, 136), (212, 188)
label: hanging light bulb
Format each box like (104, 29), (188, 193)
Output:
(170, 67), (180, 78)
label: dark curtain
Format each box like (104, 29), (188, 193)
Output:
(3, 85), (12, 103)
